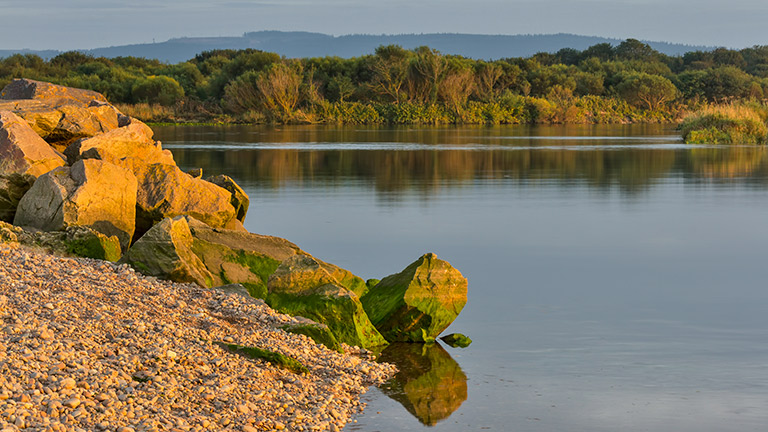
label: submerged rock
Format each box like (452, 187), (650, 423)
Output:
(361, 253), (468, 343)
(440, 333), (472, 348)
(13, 159), (137, 249)
(0, 110), (66, 222)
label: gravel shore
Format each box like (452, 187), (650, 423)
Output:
(0, 242), (396, 432)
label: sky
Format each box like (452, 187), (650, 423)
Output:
(0, 0), (766, 51)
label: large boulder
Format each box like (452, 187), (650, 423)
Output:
(132, 163), (237, 240)
(0, 221), (121, 262)
(206, 174), (250, 222)
(13, 159), (137, 249)
(64, 119), (175, 167)
(121, 216), (302, 292)
(118, 217), (212, 285)
(0, 80), (126, 150)
(0, 110), (66, 221)
(361, 253), (468, 343)
(1, 78), (107, 105)
(266, 254), (387, 349)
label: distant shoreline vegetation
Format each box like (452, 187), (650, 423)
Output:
(2, 39), (768, 127)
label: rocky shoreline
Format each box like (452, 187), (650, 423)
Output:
(0, 241), (396, 432)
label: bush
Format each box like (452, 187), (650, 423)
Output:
(680, 105), (768, 144)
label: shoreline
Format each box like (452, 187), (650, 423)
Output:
(0, 241), (396, 432)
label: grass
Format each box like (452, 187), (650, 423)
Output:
(218, 342), (309, 374)
(680, 104), (768, 144)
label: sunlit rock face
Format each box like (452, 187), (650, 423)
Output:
(377, 342), (468, 426)
(0, 110), (66, 222)
(13, 159), (137, 250)
(0, 79), (126, 151)
(361, 253), (468, 342)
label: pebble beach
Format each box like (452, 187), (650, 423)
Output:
(0, 242), (396, 432)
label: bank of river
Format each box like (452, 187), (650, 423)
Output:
(0, 241), (395, 431)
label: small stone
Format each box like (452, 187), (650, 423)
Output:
(274, 422), (285, 430)
(243, 426), (258, 432)
(117, 427), (135, 432)
(236, 404), (250, 414)
(60, 378), (76, 390)
(166, 350), (177, 360)
(63, 398), (81, 409)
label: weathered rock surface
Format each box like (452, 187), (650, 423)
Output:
(118, 216), (213, 286)
(1, 78), (107, 105)
(13, 159), (137, 249)
(206, 174), (250, 222)
(0, 221), (121, 261)
(0, 110), (66, 221)
(64, 119), (174, 167)
(133, 163), (237, 239)
(121, 216), (382, 347)
(267, 254), (387, 349)
(361, 253), (468, 343)
(0, 79), (125, 150)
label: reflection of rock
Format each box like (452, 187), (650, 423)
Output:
(441, 333), (472, 348)
(377, 342), (467, 426)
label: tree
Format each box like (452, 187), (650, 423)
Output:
(131, 76), (185, 106)
(615, 39), (659, 62)
(439, 66), (475, 116)
(473, 62), (503, 102)
(407, 47), (447, 104)
(368, 45), (410, 104)
(615, 72), (677, 110)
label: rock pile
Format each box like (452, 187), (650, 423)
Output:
(0, 78), (468, 355)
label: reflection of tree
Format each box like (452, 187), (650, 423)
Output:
(159, 125), (768, 199)
(376, 342), (467, 426)
(687, 145), (767, 178)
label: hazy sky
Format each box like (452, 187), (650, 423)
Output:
(1, 0), (766, 50)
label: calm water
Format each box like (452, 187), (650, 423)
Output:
(155, 124), (768, 432)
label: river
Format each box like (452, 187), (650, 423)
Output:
(155, 124), (768, 432)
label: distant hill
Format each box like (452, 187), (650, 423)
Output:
(1, 32), (712, 63)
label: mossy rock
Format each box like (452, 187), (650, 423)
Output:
(64, 228), (121, 262)
(267, 286), (387, 350)
(361, 253), (467, 343)
(282, 321), (342, 353)
(440, 333), (472, 348)
(219, 342), (308, 374)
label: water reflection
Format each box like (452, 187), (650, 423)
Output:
(375, 343), (467, 426)
(156, 125), (768, 200)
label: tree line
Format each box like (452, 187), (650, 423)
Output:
(1, 39), (767, 124)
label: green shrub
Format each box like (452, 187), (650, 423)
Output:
(680, 105), (768, 144)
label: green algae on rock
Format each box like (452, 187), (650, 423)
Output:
(282, 321), (343, 353)
(361, 253), (468, 343)
(440, 333), (472, 348)
(266, 254), (387, 349)
(219, 343), (309, 374)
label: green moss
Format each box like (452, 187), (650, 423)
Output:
(129, 260), (150, 274)
(242, 282), (268, 299)
(267, 290), (387, 349)
(282, 323), (342, 353)
(65, 235), (121, 262)
(440, 333), (472, 348)
(219, 342), (308, 374)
